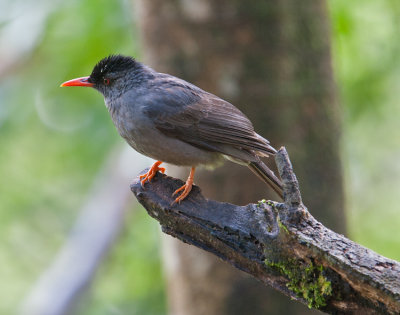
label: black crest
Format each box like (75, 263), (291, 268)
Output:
(89, 55), (138, 82)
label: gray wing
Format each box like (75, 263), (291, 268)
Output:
(142, 78), (276, 162)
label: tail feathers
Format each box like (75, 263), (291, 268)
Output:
(248, 159), (283, 199)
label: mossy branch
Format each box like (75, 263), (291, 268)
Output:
(131, 147), (400, 314)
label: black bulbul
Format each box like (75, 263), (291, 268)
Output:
(61, 55), (283, 203)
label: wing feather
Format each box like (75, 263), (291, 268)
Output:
(142, 76), (275, 162)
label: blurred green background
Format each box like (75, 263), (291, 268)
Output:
(0, 0), (399, 314)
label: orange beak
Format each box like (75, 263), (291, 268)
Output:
(60, 76), (94, 87)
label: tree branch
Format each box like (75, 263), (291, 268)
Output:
(130, 148), (400, 314)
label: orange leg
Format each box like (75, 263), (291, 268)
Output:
(140, 161), (165, 187)
(172, 167), (196, 204)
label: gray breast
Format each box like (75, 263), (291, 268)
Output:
(105, 97), (223, 166)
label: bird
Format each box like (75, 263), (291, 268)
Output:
(61, 55), (283, 203)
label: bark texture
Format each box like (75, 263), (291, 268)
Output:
(135, 0), (344, 314)
(131, 148), (400, 315)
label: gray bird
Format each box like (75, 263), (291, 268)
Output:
(61, 55), (283, 203)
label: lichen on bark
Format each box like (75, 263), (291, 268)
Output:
(265, 258), (332, 309)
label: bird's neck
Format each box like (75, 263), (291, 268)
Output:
(104, 97), (121, 121)
(128, 63), (156, 86)
(103, 63), (156, 114)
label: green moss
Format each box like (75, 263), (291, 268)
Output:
(257, 199), (278, 210)
(265, 258), (332, 309)
(277, 218), (289, 234)
(257, 199), (267, 206)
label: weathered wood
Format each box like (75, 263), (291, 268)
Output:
(131, 148), (400, 314)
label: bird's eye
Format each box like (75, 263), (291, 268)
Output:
(103, 78), (110, 85)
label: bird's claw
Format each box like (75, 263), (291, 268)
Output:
(172, 180), (193, 204)
(140, 161), (165, 187)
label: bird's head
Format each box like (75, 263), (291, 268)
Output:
(61, 55), (144, 98)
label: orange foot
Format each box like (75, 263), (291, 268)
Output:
(172, 167), (195, 204)
(140, 161), (165, 187)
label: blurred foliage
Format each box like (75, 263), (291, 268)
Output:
(1, 0), (400, 314)
(0, 0), (165, 314)
(331, 0), (400, 120)
(330, 0), (400, 260)
(75, 210), (165, 315)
